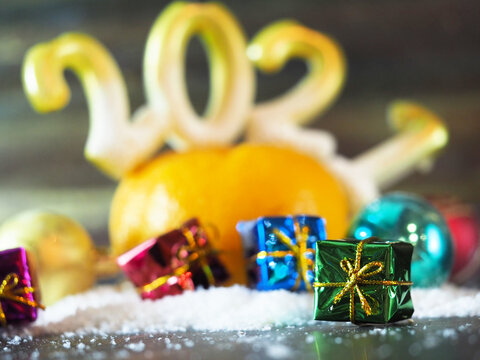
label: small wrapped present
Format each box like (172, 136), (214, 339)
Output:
(117, 218), (229, 300)
(314, 237), (414, 324)
(0, 247), (45, 326)
(236, 215), (326, 291)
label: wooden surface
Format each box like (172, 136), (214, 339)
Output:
(0, 0), (479, 240)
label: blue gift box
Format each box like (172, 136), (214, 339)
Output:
(236, 215), (327, 291)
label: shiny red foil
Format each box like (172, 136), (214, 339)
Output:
(0, 247), (41, 324)
(117, 218), (229, 300)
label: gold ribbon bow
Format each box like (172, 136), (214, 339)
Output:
(140, 225), (216, 294)
(313, 237), (413, 323)
(257, 218), (315, 291)
(141, 264), (192, 293)
(0, 273), (45, 326)
(179, 225), (216, 286)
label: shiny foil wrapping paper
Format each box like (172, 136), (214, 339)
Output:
(117, 218), (229, 300)
(0, 247), (42, 325)
(237, 215), (326, 291)
(314, 239), (414, 324)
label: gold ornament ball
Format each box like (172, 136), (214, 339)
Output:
(0, 210), (96, 305)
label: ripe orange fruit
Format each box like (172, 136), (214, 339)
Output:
(110, 144), (349, 284)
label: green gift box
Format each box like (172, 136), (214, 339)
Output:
(313, 237), (414, 324)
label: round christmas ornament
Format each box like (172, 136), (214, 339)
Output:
(348, 192), (454, 287)
(0, 210), (116, 305)
(429, 196), (480, 283)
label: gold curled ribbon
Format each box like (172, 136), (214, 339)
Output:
(180, 225), (216, 286)
(140, 224), (216, 294)
(0, 273), (45, 326)
(313, 237), (413, 323)
(256, 218), (315, 291)
(140, 264), (192, 294)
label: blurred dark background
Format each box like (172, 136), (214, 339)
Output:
(0, 0), (479, 238)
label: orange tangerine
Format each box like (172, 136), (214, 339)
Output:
(110, 144), (348, 283)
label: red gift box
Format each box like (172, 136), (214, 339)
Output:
(117, 218), (229, 299)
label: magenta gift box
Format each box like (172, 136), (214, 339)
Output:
(0, 247), (42, 325)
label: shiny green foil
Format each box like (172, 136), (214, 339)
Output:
(314, 239), (414, 324)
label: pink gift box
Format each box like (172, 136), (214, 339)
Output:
(117, 218), (228, 300)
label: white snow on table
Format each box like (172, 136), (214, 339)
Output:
(5, 283), (480, 335)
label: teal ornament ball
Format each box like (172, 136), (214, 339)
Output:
(347, 192), (454, 287)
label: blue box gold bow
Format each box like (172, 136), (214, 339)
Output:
(236, 215), (326, 291)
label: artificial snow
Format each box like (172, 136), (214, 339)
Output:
(3, 283), (480, 336)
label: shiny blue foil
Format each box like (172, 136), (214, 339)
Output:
(236, 215), (326, 291)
